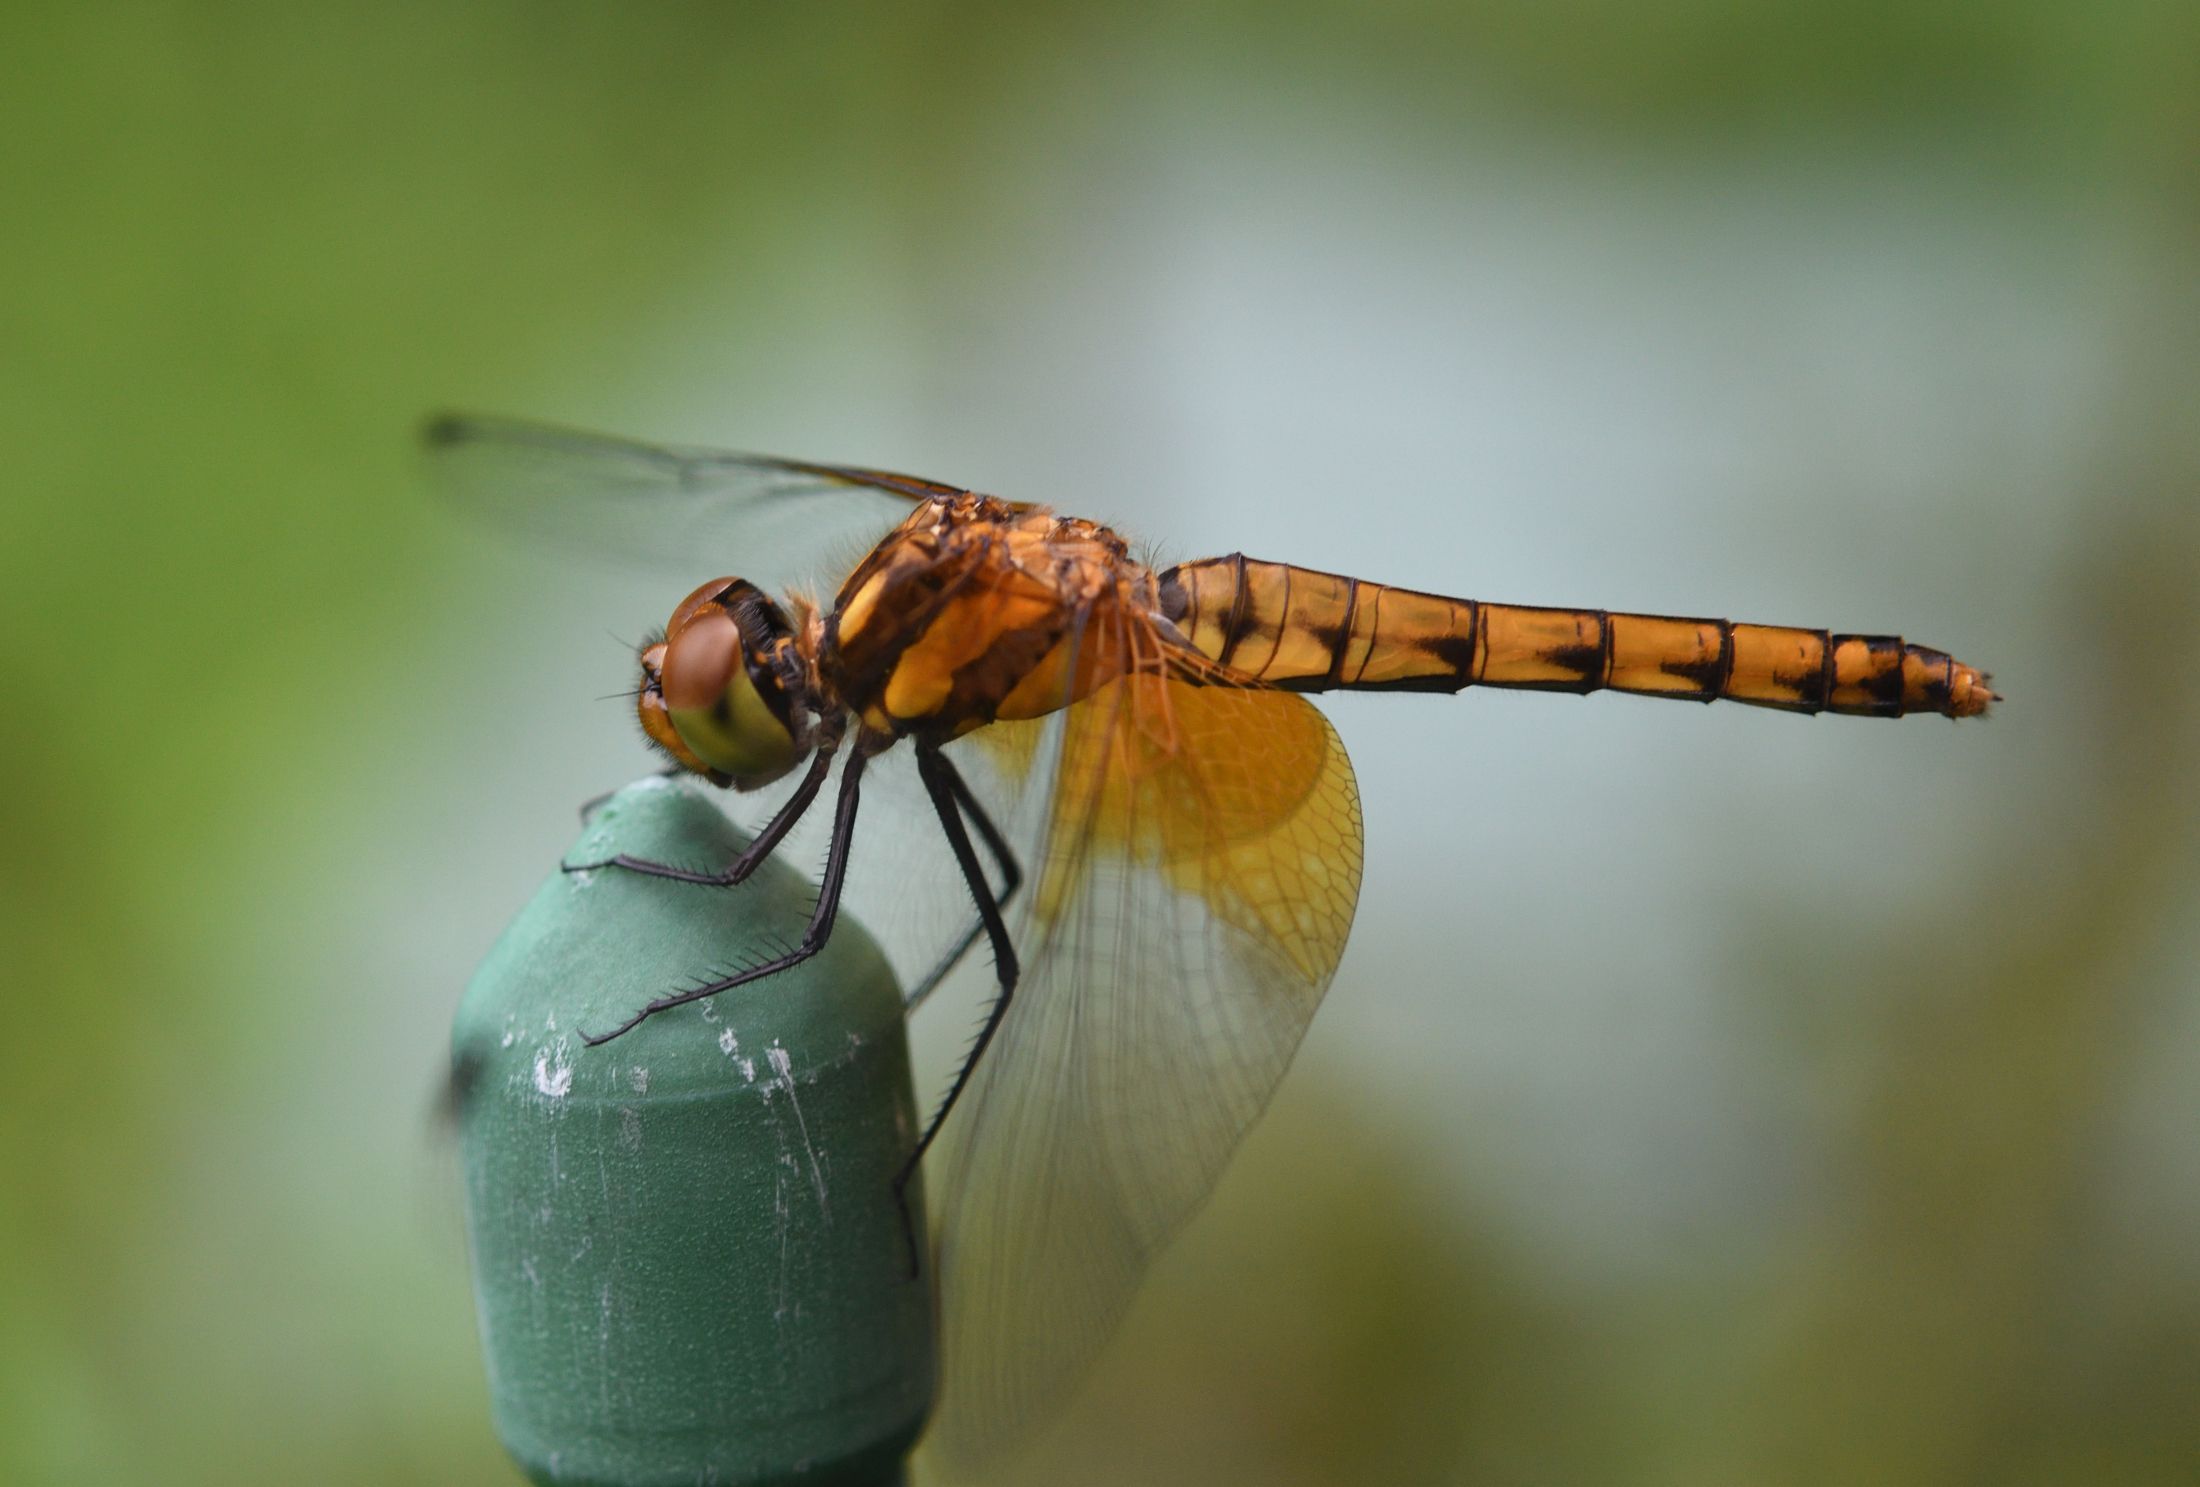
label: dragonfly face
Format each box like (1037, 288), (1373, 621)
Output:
(639, 576), (818, 791)
(428, 411), (1995, 1471)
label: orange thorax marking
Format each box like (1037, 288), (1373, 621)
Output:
(824, 499), (1156, 737)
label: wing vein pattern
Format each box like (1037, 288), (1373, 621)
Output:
(932, 619), (1364, 1469)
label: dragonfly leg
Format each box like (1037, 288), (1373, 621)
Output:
(578, 747), (867, 1046)
(898, 750), (1024, 1013)
(894, 743), (1022, 1278)
(943, 750), (1023, 905)
(563, 746), (836, 886)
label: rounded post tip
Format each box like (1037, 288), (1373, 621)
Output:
(452, 776), (931, 1487)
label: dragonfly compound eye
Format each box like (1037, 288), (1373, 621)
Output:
(634, 639), (715, 779)
(666, 576), (742, 638)
(658, 595), (803, 790)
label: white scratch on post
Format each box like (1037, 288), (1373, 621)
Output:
(767, 1043), (829, 1215)
(532, 1044), (573, 1100)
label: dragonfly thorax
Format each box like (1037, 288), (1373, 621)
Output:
(821, 496), (1158, 741)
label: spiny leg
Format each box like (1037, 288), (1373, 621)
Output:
(899, 749), (1024, 1014)
(943, 749), (1023, 902)
(579, 746), (868, 1046)
(895, 742), (1021, 1277)
(564, 746), (837, 886)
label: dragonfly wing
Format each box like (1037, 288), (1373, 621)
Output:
(423, 413), (1006, 594)
(927, 656), (1365, 1469)
(840, 737), (1044, 1013)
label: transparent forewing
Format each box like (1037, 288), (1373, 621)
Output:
(927, 655), (1365, 1469)
(841, 737), (1045, 1014)
(712, 727), (1049, 1028)
(424, 413), (999, 595)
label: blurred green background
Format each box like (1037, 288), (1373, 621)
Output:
(3, 4), (2195, 1484)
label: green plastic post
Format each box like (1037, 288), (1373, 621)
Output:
(452, 777), (933, 1487)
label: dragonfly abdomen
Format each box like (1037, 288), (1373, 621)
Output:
(1158, 556), (1995, 718)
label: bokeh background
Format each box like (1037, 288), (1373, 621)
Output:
(4, 4), (2195, 1484)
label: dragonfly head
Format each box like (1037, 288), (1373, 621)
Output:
(636, 577), (813, 790)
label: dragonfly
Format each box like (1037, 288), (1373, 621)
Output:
(427, 413), (1995, 1467)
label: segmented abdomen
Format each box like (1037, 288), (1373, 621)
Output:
(1157, 555), (1995, 718)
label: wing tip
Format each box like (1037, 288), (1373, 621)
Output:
(419, 411), (476, 452)
(420, 410), (493, 450)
